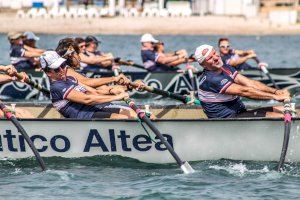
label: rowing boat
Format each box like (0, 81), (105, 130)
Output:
(1, 103), (299, 163)
(1, 68), (300, 100)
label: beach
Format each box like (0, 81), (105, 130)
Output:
(1, 12), (300, 35)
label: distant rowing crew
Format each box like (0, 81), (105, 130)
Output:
(6, 31), (263, 74)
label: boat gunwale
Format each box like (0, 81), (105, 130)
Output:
(2, 117), (299, 122)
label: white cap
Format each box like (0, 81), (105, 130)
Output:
(194, 44), (213, 64)
(140, 33), (158, 43)
(40, 51), (66, 70)
(23, 31), (39, 41)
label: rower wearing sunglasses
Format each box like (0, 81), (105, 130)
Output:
(56, 38), (128, 95)
(218, 38), (256, 71)
(40, 51), (136, 119)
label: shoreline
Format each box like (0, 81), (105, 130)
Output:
(2, 13), (300, 35)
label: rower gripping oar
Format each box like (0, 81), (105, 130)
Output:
(124, 98), (195, 174)
(0, 103), (46, 171)
(15, 73), (50, 96)
(253, 57), (279, 89)
(129, 81), (200, 105)
(277, 99), (292, 172)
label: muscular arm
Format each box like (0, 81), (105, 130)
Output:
(79, 53), (113, 66)
(228, 55), (250, 67)
(66, 89), (124, 105)
(23, 50), (43, 58)
(225, 83), (276, 100)
(67, 68), (116, 88)
(156, 53), (181, 65)
(23, 45), (45, 53)
(0, 74), (14, 84)
(234, 74), (276, 94)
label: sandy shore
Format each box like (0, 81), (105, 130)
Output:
(1, 13), (300, 35)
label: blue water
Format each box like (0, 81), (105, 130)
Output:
(1, 156), (300, 199)
(0, 34), (299, 69)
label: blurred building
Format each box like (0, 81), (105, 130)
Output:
(1, 0), (300, 24)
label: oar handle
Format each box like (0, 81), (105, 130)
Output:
(128, 81), (200, 105)
(0, 103), (46, 171)
(116, 59), (146, 70)
(15, 72), (50, 96)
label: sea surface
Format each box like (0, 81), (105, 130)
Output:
(1, 34), (300, 199)
(1, 157), (300, 199)
(0, 34), (300, 69)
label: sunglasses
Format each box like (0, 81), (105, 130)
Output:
(53, 62), (67, 73)
(79, 44), (85, 48)
(220, 45), (230, 49)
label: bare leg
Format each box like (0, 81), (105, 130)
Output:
(109, 113), (129, 119)
(119, 108), (137, 119)
(266, 112), (284, 118)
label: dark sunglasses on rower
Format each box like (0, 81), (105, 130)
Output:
(220, 45), (230, 49)
(53, 62), (67, 73)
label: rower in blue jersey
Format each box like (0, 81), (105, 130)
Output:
(218, 38), (256, 71)
(8, 32), (44, 71)
(140, 33), (188, 72)
(80, 36), (115, 73)
(195, 44), (290, 118)
(56, 37), (129, 95)
(40, 51), (136, 119)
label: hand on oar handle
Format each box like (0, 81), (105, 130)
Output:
(114, 74), (131, 85)
(0, 65), (16, 75)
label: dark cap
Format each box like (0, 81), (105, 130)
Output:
(85, 35), (100, 44)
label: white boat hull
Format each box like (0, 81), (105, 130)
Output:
(1, 119), (300, 163)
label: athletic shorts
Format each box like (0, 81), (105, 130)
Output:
(233, 107), (274, 118)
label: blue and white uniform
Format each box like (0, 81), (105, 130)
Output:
(9, 44), (33, 71)
(141, 50), (178, 72)
(81, 50), (111, 73)
(198, 64), (246, 118)
(220, 49), (254, 71)
(50, 76), (125, 119)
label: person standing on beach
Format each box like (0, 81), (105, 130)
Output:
(218, 38), (257, 71)
(81, 35), (116, 73)
(8, 32), (43, 71)
(140, 33), (188, 72)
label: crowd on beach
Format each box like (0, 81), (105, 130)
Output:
(0, 31), (292, 120)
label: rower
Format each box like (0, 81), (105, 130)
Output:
(22, 31), (45, 69)
(40, 51), (136, 119)
(218, 38), (256, 71)
(195, 44), (290, 118)
(80, 35), (115, 73)
(7, 32), (44, 71)
(56, 38), (128, 95)
(140, 33), (187, 72)
(0, 64), (33, 118)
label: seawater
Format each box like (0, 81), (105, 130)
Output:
(0, 156), (299, 199)
(0, 34), (299, 69)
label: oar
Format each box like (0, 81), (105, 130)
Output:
(253, 57), (279, 89)
(277, 99), (293, 172)
(185, 61), (197, 91)
(128, 81), (200, 105)
(0, 103), (46, 171)
(15, 72), (50, 96)
(124, 98), (195, 174)
(116, 59), (147, 70)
